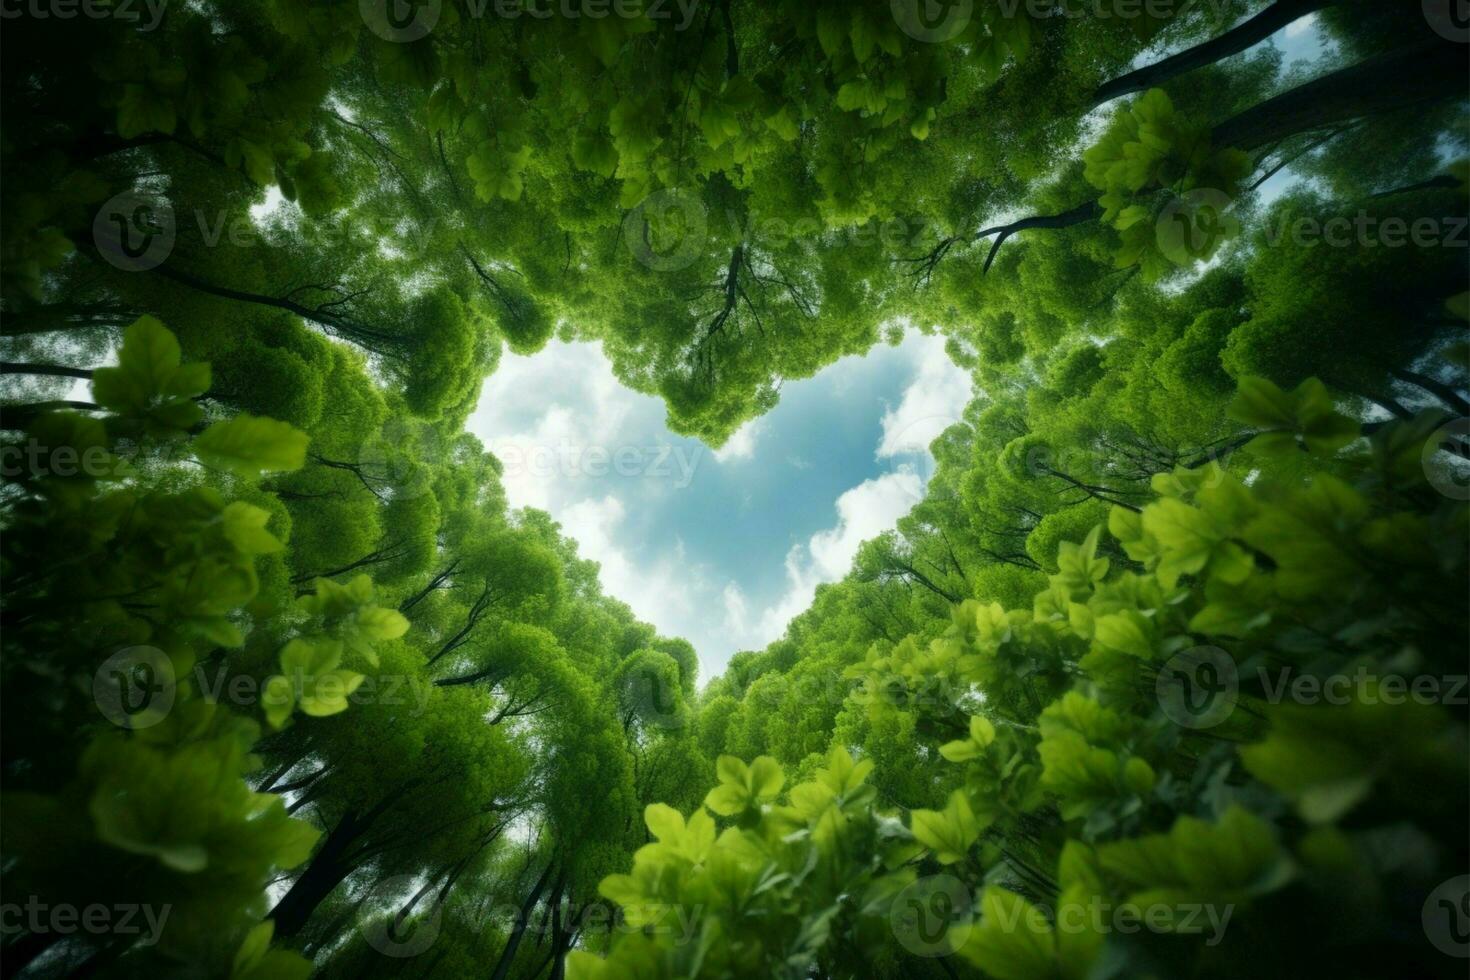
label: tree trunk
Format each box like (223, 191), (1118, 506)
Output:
(269, 809), (366, 939)
(1212, 38), (1469, 152)
(488, 862), (557, 980)
(1092, 0), (1335, 106)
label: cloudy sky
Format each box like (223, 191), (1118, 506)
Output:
(465, 332), (972, 682)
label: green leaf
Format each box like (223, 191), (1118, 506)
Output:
(1228, 376), (1296, 429)
(955, 887), (1056, 980)
(910, 790), (985, 864)
(195, 414), (309, 475)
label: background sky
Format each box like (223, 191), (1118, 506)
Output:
(466, 332), (971, 682)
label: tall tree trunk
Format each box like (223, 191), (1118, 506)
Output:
(1092, 0), (1335, 106)
(268, 809), (366, 939)
(1213, 38), (1468, 152)
(488, 862), (557, 980)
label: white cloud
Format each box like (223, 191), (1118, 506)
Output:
(878, 333), (972, 458)
(751, 468), (923, 643)
(713, 419), (762, 462)
(558, 494), (708, 646)
(467, 341), (638, 512)
(1283, 13), (1316, 38)
(722, 582), (750, 636)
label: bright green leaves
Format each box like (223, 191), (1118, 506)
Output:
(1038, 693), (1152, 822)
(1084, 89), (1187, 204)
(940, 714), (997, 763)
(1096, 806), (1291, 910)
(1104, 458), (1263, 593)
(296, 574), (407, 668)
(1228, 376), (1360, 457)
(466, 140), (532, 202)
(642, 803), (717, 865)
(704, 754), (784, 817)
(814, 743), (875, 797)
(954, 885), (1101, 980)
(1082, 88), (1251, 274)
(262, 637), (364, 729)
(1092, 608), (1155, 659)
(82, 731), (320, 878)
(1141, 495), (1251, 590)
(92, 316), (211, 433)
(1054, 525), (1109, 596)
(147, 487), (280, 647)
(220, 502), (285, 557)
(910, 789), (988, 864)
(261, 575), (404, 728)
(230, 922), (313, 980)
(195, 414), (308, 477)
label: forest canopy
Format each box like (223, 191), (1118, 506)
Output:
(1, 1), (1468, 978)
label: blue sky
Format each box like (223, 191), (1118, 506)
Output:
(465, 332), (971, 682)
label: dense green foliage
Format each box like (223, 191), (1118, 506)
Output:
(2, 0), (1467, 978)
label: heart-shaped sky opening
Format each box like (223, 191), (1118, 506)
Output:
(467, 331), (972, 680)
